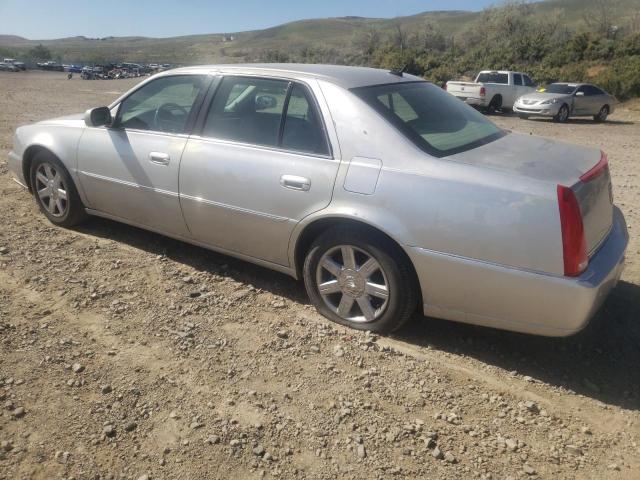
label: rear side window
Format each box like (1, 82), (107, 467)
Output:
(203, 77), (288, 147)
(203, 76), (330, 155)
(476, 72), (508, 84)
(281, 84), (330, 155)
(513, 74), (523, 86)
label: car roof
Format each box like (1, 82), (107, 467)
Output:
(166, 63), (425, 89)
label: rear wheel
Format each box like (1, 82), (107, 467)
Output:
(30, 152), (87, 227)
(486, 95), (503, 114)
(554, 104), (569, 123)
(303, 226), (417, 333)
(594, 105), (609, 122)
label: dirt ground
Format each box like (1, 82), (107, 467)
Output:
(0, 71), (639, 480)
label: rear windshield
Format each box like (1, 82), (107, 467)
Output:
(476, 72), (509, 84)
(352, 82), (505, 157)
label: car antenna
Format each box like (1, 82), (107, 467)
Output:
(390, 64), (408, 77)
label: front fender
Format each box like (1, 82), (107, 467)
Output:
(15, 125), (87, 202)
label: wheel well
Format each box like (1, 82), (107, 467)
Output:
(491, 94), (502, 104)
(22, 145), (52, 192)
(294, 217), (423, 305)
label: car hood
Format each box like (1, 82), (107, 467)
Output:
(36, 113), (85, 127)
(518, 92), (572, 103)
(447, 132), (600, 185)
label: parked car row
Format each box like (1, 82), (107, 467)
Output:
(1, 58), (26, 71)
(445, 70), (617, 123)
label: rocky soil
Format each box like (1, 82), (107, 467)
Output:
(1, 71), (639, 480)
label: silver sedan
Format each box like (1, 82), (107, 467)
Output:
(8, 64), (628, 336)
(514, 83), (617, 122)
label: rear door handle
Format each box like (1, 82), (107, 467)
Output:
(149, 152), (170, 165)
(280, 175), (311, 191)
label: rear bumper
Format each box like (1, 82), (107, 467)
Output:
(408, 207), (628, 336)
(451, 95), (486, 107)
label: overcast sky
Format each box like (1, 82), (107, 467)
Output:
(0, 0), (500, 39)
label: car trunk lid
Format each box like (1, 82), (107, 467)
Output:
(448, 132), (613, 260)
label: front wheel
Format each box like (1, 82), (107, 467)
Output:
(30, 151), (88, 227)
(594, 105), (609, 122)
(554, 104), (569, 123)
(303, 226), (417, 333)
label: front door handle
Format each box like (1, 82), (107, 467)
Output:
(280, 175), (311, 191)
(149, 152), (170, 166)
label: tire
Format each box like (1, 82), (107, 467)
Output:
(554, 104), (569, 123)
(518, 114), (530, 120)
(303, 225), (417, 334)
(594, 105), (609, 123)
(30, 151), (88, 227)
(487, 95), (502, 114)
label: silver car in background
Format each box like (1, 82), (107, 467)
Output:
(8, 64), (628, 336)
(514, 83), (616, 122)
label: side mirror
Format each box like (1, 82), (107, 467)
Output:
(575, 91), (585, 97)
(84, 106), (112, 127)
(255, 95), (277, 111)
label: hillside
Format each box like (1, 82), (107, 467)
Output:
(0, 0), (638, 64)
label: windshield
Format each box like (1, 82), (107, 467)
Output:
(539, 83), (577, 95)
(352, 82), (505, 157)
(476, 72), (509, 84)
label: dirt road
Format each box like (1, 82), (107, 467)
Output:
(1, 71), (639, 480)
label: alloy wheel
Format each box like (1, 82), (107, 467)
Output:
(558, 106), (569, 122)
(315, 245), (389, 323)
(35, 162), (68, 217)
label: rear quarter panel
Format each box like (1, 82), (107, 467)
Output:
(298, 81), (564, 276)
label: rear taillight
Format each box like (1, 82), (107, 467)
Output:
(480, 86), (486, 97)
(580, 151), (608, 182)
(557, 185), (588, 276)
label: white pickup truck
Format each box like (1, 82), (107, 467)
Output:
(446, 70), (537, 112)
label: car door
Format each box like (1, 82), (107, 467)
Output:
(585, 85), (606, 114)
(572, 85), (590, 115)
(179, 75), (340, 266)
(77, 74), (209, 237)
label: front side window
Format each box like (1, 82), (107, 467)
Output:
(117, 75), (206, 134)
(513, 73), (523, 86)
(352, 82), (505, 157)
(523, 75), (536, 87)
(203, 76), (330, 155)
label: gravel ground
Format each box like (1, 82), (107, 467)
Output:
(1, 71), (639, 480)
